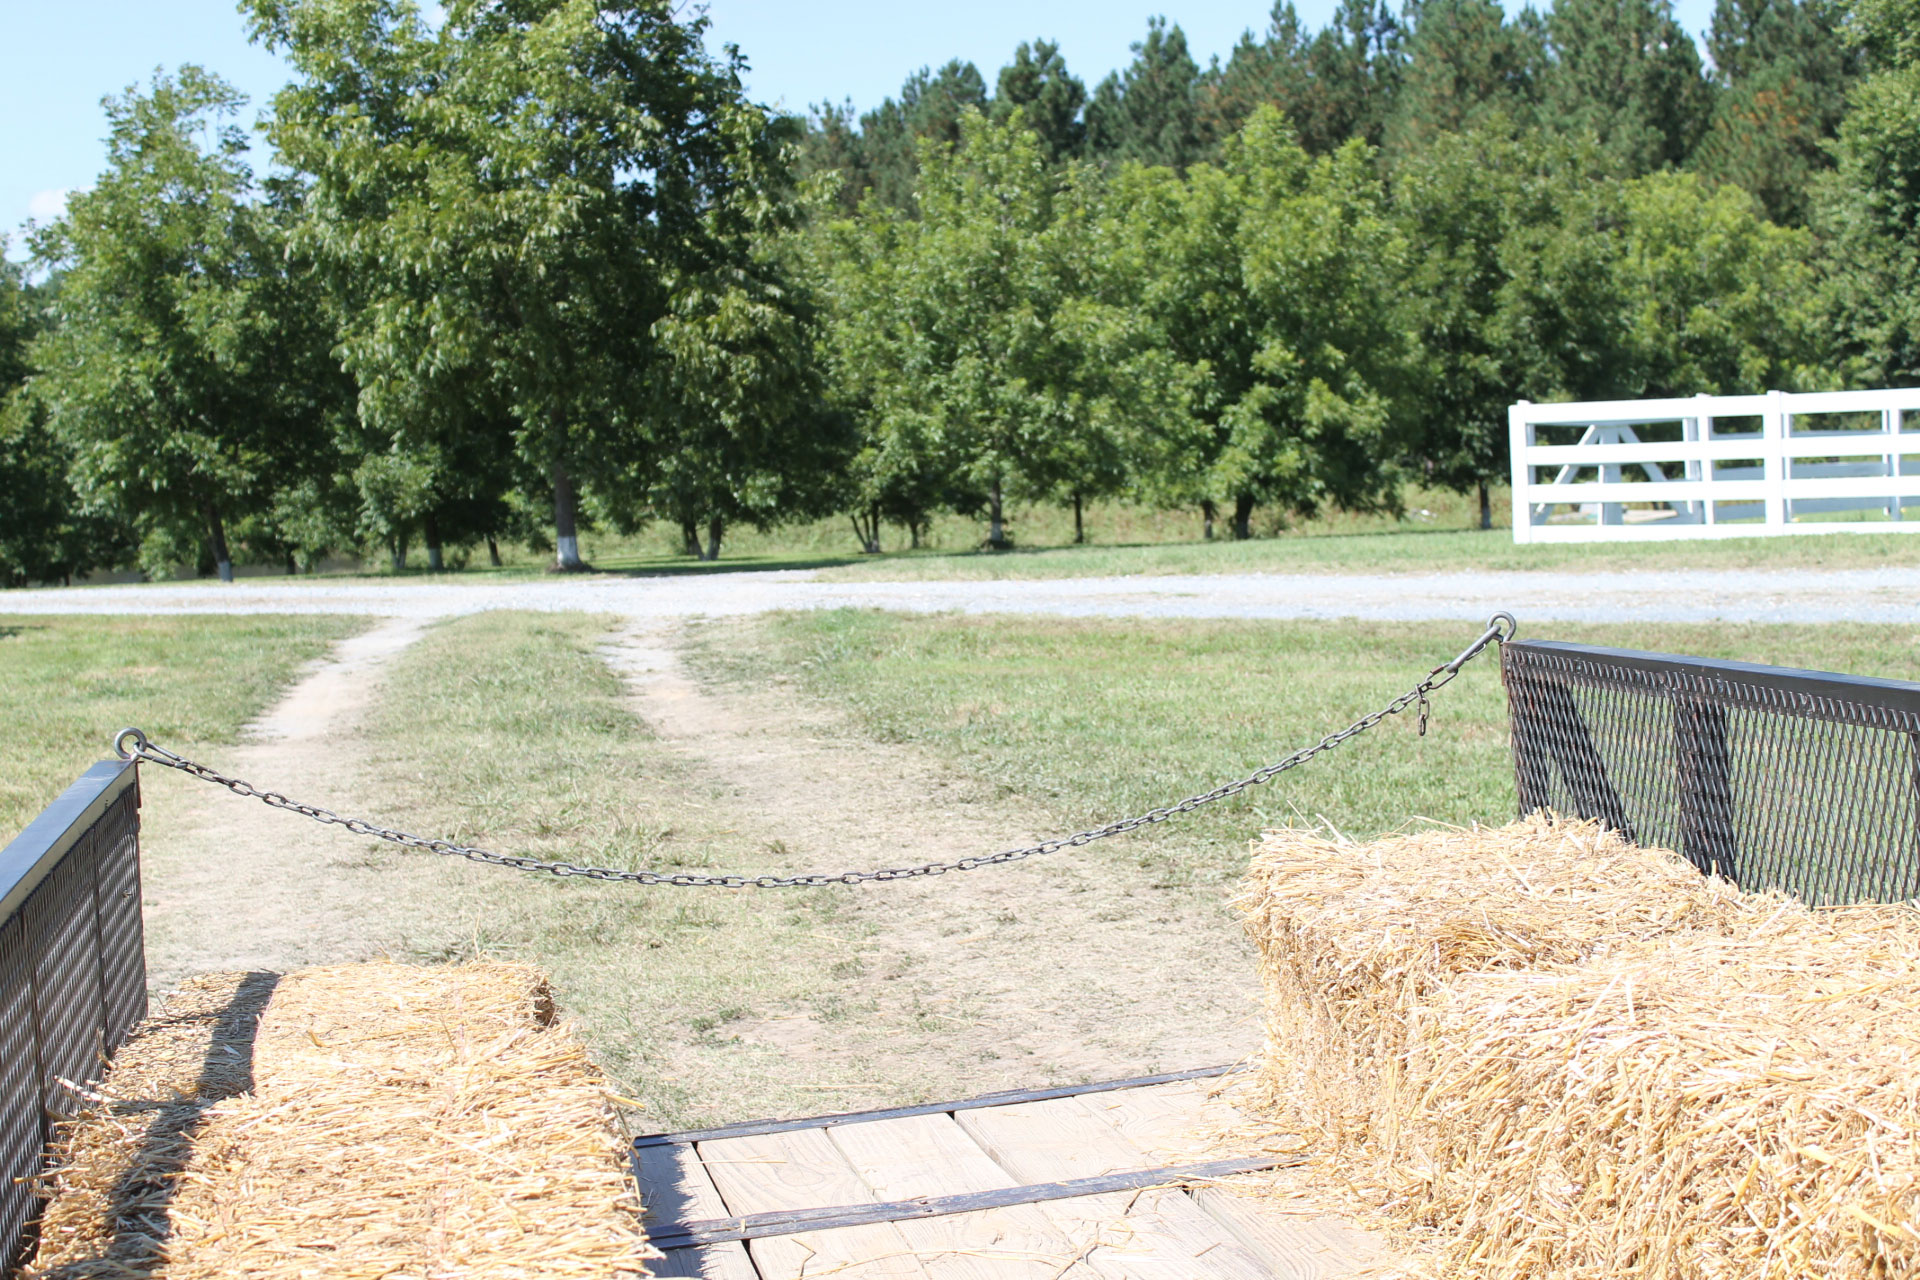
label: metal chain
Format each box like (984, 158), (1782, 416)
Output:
(113, 612), (1516, 889)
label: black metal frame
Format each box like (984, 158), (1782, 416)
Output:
(1503, 639), (1920, 905)
(0, 759), (146, 1271)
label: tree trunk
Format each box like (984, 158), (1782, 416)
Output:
(702, 515), (723, 562)
(910, 518), (923, 550)
(202, 500), (233, 583)
(1478, 481), (1492, 531)
(389, 533), (407, 574)
(487, 535), (502, 568)
(680, 518), (700, 557)
(1233, 494), (1255, 541)
(1072, 492), (1084, 544)
(424, 510), (445, 572)
(1201, 500), (1217, 541)
(868, 503), (882, 554)
(552, 461), (584, 570)
(285, 551), (297, 576)
(987, 480), (1008, 550)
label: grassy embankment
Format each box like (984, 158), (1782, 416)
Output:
(0, 615), (361, 836)
(327, 610), (1920, 1126)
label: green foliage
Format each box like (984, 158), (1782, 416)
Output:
(1085, 18), (1205, 171)
(26, 67), (344, 581)
(1543, 0), (1715, 174)
(1106, 107), (1411, 537)
(1692, 0), (1860, 225)
(1197, 2), (1405, 156)
(993, 40), (1087, 164)
(1384, 0), (1544, 157)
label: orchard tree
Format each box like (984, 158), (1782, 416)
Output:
(822, 111), (1161, 548)
(250, 0), (796, 571)
(28, 68), (336, 581)
(1105, 107), (1410, 540)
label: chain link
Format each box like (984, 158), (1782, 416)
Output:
(113, 613), (1515, 890)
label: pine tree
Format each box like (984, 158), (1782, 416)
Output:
(1384, 0), (1544, 157)
(857, 61), (989, 211)
(1196, 4), (1314, 150)
(1690, 0), (1860, 224)
(993, 40), (1087, 163)
(1294, 0), (1405, 152)
(1085, 17), (1203, 169)
(1542, 0), (1713, 174)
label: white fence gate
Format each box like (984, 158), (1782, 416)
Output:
(1509, 388), (1920, 543)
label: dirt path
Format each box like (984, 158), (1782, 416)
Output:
(604, 621), (1266, 1094)
(138, 617), (448, 989)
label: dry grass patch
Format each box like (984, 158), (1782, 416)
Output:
(1240, 815), (1920, 1279)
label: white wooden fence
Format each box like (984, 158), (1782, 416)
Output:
(1509, 388), (1920, 542)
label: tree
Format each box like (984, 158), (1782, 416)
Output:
(1106, 107), (1411, 539)
(1815, 0), (1920, 385)
(1542, 0), (1714, 174)
(1085, 18), (1204, 170)
(993, 40), (1087, 164)
(28, 68), (335, 581)
(0, 250), (128, 586)
(251, 0), (795, 571)
(821, 111), (1161, 548)
(1691, 0), (1860, 225)
(1384, 0), (1544, 159)
(1197, 4), (1314, 151)
(848, 61), (989, 212)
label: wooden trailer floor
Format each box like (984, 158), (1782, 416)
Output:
(632, 1067), (1402, 1279)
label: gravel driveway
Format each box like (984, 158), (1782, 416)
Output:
(0, 565), (1914, 624)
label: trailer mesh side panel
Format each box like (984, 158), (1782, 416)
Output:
(1503, 639), (1920, 905)
(0, 762), (145, 1270)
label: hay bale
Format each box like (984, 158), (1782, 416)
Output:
(1239, 814), (1920, 1278)
(25, 971), (276, 1277)
(22, 961), (651, 1279)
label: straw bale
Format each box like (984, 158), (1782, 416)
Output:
(20, 961), (652, 1280)
(24, 971), (276, 1278)
(1238, 814), (1920, 1279)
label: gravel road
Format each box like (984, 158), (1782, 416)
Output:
(0, 565), (1914, 624)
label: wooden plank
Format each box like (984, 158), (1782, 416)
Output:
(1191, 1187), (1400, 1280)
(1086, 1079), (1404, 1276)
(956, 1097), (1277, 1280)
(633, 1065), (1243, 1147)
(698, 1128), (930, 1279)
(828, 1114), (1095, 1278)
(1076, 1080), (1244, 1164)
(632, 1144), (759, 1280)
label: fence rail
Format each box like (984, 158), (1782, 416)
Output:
(1502, 639), (1920, 906)
(1508, 387), (1920, 542)
(0, 759), (146, 1270)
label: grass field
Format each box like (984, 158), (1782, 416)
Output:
(82, 481), (1920, 585)
(0, 615), (361, 836)
(689, 612), (1920, 867)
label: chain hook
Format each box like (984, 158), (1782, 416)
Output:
(113, 727), (149, 761)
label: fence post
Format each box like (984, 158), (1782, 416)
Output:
(1509, 401), (1532, 544)
(1765, 389), (1789, 529)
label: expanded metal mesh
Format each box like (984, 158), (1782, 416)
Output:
(1503, 640), (1920, 906)
(0, 768), (145, 1270)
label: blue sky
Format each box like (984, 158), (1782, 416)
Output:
(3, 0), (1719, 257)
